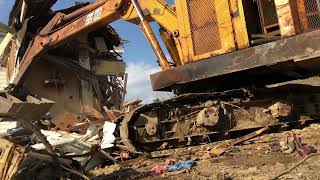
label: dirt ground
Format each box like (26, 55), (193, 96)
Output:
(91, 123), (320, 179)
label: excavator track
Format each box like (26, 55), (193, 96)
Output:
(118, 84), (320, 152)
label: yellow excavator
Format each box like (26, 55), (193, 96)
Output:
(11, 0), (320, 152)
(16, 0), (250, 83)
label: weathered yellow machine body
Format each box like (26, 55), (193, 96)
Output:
(173, 0), (248, 62)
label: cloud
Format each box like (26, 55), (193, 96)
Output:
(125, 62), (173, 103)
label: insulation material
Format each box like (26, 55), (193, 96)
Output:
(100, 121), (116, 149)
(0, 122), (17, 134)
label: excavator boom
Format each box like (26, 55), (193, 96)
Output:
(16, 0), (178, 85)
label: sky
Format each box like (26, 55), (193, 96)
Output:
(0, 0), (174, 102)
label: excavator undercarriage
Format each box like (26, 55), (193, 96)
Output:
(118, 83), (320, 152)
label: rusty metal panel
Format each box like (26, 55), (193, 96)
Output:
(150, 29), (320, 91)
(186, 0), (221, 55)
(0, 94), (54, 121)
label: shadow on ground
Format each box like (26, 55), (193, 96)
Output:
(92, 167), (153, 180)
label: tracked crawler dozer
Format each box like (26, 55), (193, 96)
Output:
(4, 0), (320, 152)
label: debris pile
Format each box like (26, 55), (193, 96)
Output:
(1, 96), (320, 179)
(0, 112), (119, 179)
(0, 0), (131, 177)
(1, 0), (127, 131)
(0, 97), (144, 179)
(280, 133), (317, 157)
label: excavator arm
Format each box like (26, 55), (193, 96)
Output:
(15, 0), (179, 85)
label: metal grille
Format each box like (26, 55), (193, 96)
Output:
(304, 0), (320, 30)
(186, 0), (221, 56)
(257, 0), (278, 27)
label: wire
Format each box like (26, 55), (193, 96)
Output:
(270, 152), (320, 179)
(61, 164), (91, 180)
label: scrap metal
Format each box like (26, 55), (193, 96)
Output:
(0, 93), (54, 121)
(2, 0), (128, 129)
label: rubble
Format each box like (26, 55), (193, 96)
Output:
(0, 109), (319, 179)
(1, 0), (127, 130)
(89, 123), (320, 179)
(0, 112), (118, 179)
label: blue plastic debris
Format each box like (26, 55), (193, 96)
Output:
(166, 160), (195, 172)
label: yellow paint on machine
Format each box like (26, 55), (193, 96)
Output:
(229, 0), (250, 49)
